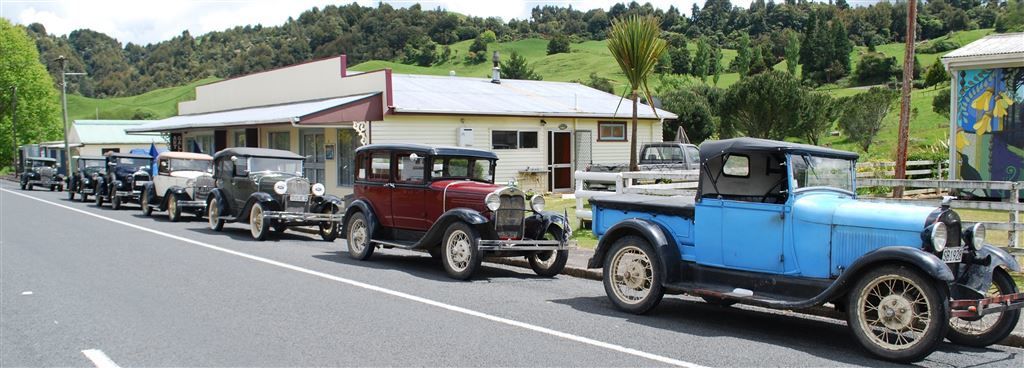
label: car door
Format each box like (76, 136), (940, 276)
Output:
(390, 152), (430, 230)
(359, 151), (394, 228)
(230, 158), (256, 216)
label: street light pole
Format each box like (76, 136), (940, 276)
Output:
(893, 0), (918, 198)
(56, 55), (85, 173)
(9, 86), (15, 171)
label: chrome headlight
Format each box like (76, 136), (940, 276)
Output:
(273, 181), (287, 195)
(312, 183), (326, 197)
(530, 195), (545, 212)
(82, 178), (91, 184)
(930, 222), (948, 252)
(967, 223), (986, 251)
(485, 192), (501, 211)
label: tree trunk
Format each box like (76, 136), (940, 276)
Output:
(629, 90), (639, 171)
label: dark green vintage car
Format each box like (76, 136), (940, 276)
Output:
(68, 155), (106, 201)
(205, 147), (345, 241)
(19, 157), (64, 191)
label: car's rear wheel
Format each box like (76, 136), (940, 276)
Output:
(207, 198), (224, 231)
(80, 191), (89, 202)
(49, 185), (55, 191)
(345, 212), (374, 260)
(140, 188), (152, 216)
(318, 205), (340, 241)
(947, 268), (1021, 347)
(27, 183), (33, 191)
(167, 196), (182, 222)
(94, 186), (104, 206)
(19, 182), (26, 190)
(111, 195), (122, 210)
(68, 187), (75, 200)
(528, 226), (568, 277)
(442, 222), (482, 280)
(602, 235), (664, 314)
(847, 264), (948, 363)
(250, 203), (270, 241)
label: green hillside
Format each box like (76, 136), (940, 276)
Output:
(66, 77), (218, 121)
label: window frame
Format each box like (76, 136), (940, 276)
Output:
(395, 152), (427, 185)
(367, 151), (392, 182)
(491, 129), (540, 150)
(722, 154), (751, 178)
(597, 121), (627, 142)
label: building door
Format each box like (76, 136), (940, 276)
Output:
(300, 129), (325, 183)
(337, 128), (361, 187)
(548, 131), (573, 191)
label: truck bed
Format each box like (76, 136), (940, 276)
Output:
(589, 194), (697, 250)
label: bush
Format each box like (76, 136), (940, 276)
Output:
(854, 52), (900, 85)
(917, 39), (959, 54)
(546, 35), (570, 55)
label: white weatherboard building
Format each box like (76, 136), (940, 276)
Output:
(127, 56), (676, 195)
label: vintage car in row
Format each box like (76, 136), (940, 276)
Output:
(67, 155), (106, 202)
(588, 138), (1022, 362)
(342, 144), (571, 280)
(140, 152), (215, 222)
(19, 156), (64, 191)
(205, 148), (345, 241)
(93, 152), (152, 210)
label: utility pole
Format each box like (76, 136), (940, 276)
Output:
(10, 86), (17, 171)
(56, 55), (85, 173)
(893, 0), (917, 198)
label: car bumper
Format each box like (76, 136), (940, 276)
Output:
(262, 211), (345, 223)
(950, 292), (1024, 318)
(28, 180), (62, 186)
(176, 200), (207, 209)
(115, 190), (141, 197)
(478, 239), (571, 251)
(81, 188), (94, 194)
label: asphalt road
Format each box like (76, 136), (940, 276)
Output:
(1, 179), (1022, 367)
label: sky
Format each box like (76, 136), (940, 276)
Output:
(0, 0), (756, 46)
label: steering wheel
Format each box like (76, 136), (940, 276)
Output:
(761, 178), (787, 203)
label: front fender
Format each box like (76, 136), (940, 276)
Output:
(524, 211), (570, 240)
(342, 199), (380, 237)
(311, 195), (344, 213)
(414, 208), (490, 249)
(207, 189), (229, 217)
(94, 176), (107, 195)
(241, 192), (280, 222)
(588, 218), (682, 283)
(952, 244), (1022, 299)
(141, 182), (157, 205)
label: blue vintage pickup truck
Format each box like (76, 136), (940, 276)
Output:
(588, 138), (1023, 362)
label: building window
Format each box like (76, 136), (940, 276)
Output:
(185, 135), (213, 153)
(268, 131), (290, 151)
(234, 131), (246, 147)
(337, 129), (361, 186)
(492, 130), (538, 149)
(598, 122), (626, 141)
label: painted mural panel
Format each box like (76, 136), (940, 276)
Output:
(955, 67), (1024, 196)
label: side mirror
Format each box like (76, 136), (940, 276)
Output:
(410, 153), (421, 163)
(231, 156), (238, 162)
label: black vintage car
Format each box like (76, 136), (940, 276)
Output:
(94, 152), (152, 210)
(19, 157), (64, 191)
(205, 147), (345, 241)
(68, 155), (106, 202)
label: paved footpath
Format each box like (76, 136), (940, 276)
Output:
(1, 180), (1022, 367)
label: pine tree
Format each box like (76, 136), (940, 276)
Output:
(830, 19), (852, 77)
(711, 42), (723, 85)
(693, 37), (711, 82)
(501, 51), (541, 80)
(785, 30), (800, 76)
(734, 34), (752, 77)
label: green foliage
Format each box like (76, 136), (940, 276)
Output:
(798, 91), (841, 145)
(917, 39), (959, 54)
(923, 58), (949, 88)
(467, 36), (489, 63)
(574, 72), (615, 94)
(720, 70), (805, 140)
(692, 37), (712, 82)
(838, 87), (898, 152)
(402, 36), (439, 67)
(667, 45), (691, 75)
(932, 88), (951, 118)
(66, 77), (216, 120)
(996, 0), (1024, 32)
(0, 19), (62, 166)
(732, 34), (752, 77)
(800, 13), (852, 83)
(500, 51), (541, 80)
(546, 35), (571, 55)
(479, 30), (497, 44)
(854, 52), (900, 85)
(784, 30), (800, 75)
(607, 14), (667, 169)
(660, 86), (717, 143)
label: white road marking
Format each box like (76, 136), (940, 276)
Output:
(21, 291), (33, 295)
(3, 188), (705, 368)
(81, 349), (121, 368)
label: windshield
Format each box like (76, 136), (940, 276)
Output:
(81, 159), (104, 168)
(113, 158), (150, 176)
(791, 154), (855, 193)
(431, 156), (495, 183)
(28, 160), (56, 168)
(641, 146), (685, 162)
(248, 157), (303, 175)
(170, 159), (213, 173)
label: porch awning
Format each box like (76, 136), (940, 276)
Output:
(126, 93), (382, 134)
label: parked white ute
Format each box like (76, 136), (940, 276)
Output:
(140, 151), (215, 222)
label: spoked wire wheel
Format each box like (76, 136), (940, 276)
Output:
(947, 269), (1021, 347)
(609, 245), (654, 305)
(445, 230), (472, 272)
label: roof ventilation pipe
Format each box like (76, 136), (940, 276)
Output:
(491, 51), (501, 84)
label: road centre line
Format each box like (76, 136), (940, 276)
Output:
(2, 188), (705, 368)
(81, 349), (121, 368)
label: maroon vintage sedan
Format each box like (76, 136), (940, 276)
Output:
(342, 144), (571, 280)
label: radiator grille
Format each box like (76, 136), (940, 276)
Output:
(193, 175), (214, 199)
(285, 178), (310, 212)
(132, 173), (150, 189)
(495, 194), (526, 239)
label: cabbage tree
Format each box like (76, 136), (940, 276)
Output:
(607, 15), (667, 171)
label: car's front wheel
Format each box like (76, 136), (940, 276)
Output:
(111, 194), (122, 210)
(345, 212), (374, 260)
(441, 222), (482, 280)
(68, 187), (75, 200)
(249, 203), (270, 241)
(847, 264), (948, 363)
(207, 198), (224, 231)
(318, 205), (340, 242)
(947, 268), (1021, 347)
(94, 186), (104, 206)
(167, 196), (182, 222)
(528, 226), (568, 277)
(602, 235), (664, 314)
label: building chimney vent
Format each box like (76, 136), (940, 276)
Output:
(491, 51), (501, 84)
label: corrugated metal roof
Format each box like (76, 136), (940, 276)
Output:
(391, 74), (676, 119)
(72, 120), (162, 144)
(942, 32), (1024, 59)
(126, 94), (376, 133)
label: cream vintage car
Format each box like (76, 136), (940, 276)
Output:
(140, 151), (215, 221)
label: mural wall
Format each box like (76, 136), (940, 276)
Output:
(955, 67), (1024, 196)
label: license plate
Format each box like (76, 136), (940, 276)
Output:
(289, 194), (308, 202)
(83, 189), (93, 193)
(942, 246), (964, 263)
(134, 181), (149, 186)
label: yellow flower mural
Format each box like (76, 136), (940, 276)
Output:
(971, 88), (994, 111)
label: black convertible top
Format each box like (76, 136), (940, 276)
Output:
(104, 152), (152, 159)
(25, 156), (57, 162)
(76, 155), (105, 161)
(213, 147), (304, 160)
(356, 143), (499, 160)
(698, 137), (858, 161)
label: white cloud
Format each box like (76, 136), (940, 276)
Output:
(0, 0), (755, 45)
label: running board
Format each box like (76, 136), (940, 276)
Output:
(371, 239), (418, 249)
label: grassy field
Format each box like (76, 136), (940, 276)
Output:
(66, 77), (218, 121)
